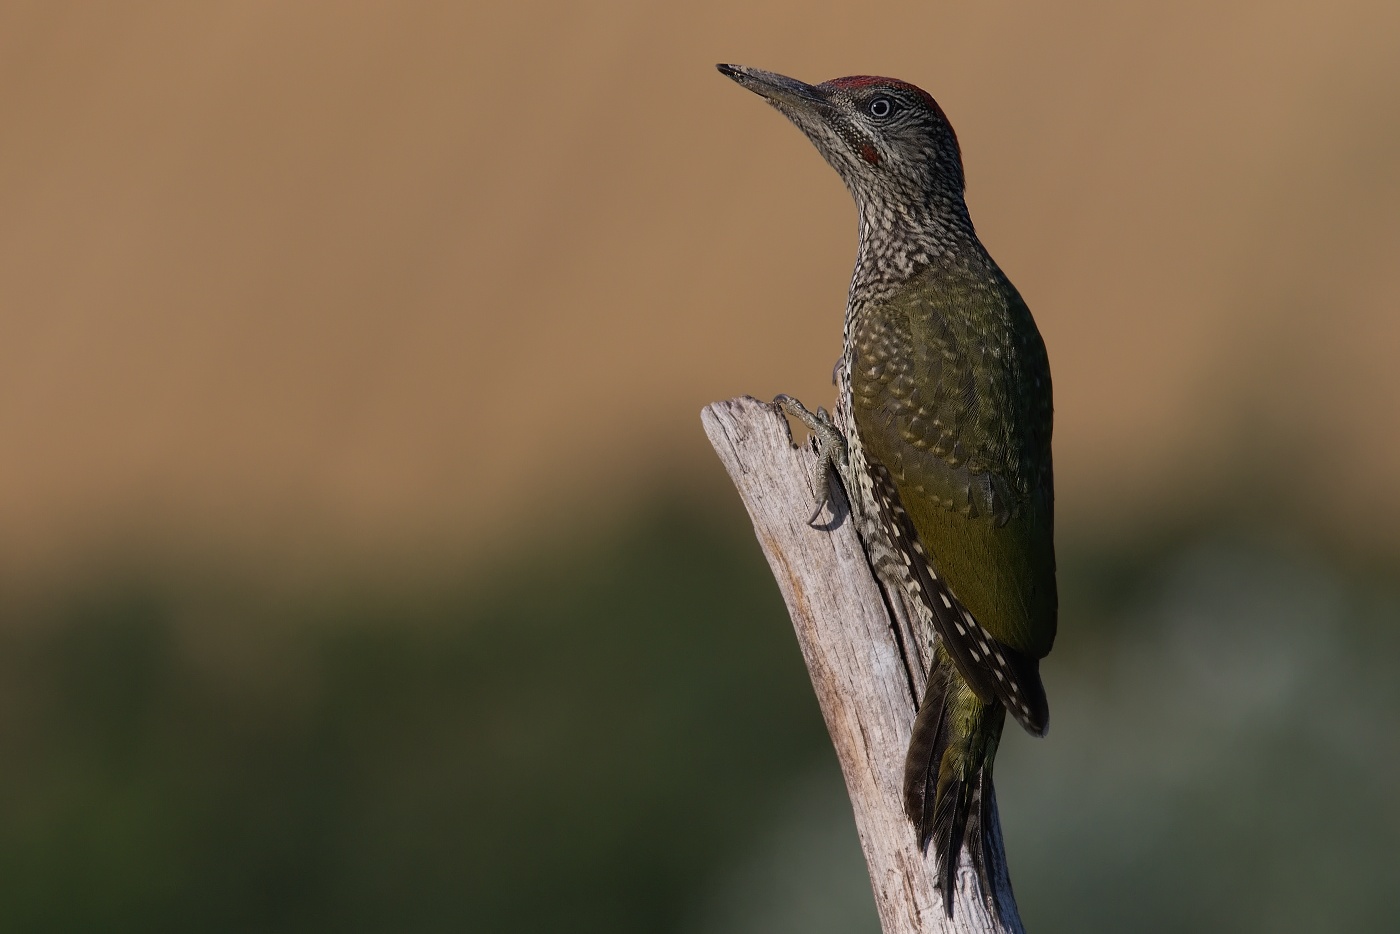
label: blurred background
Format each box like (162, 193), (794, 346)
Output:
(2, 1), (1399, 931)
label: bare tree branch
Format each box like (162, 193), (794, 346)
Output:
(702, 395), (1025, 934)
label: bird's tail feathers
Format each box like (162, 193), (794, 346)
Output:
(903, 645), (1007, 917)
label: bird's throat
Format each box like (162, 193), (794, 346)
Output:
(849, 198), (979, 307)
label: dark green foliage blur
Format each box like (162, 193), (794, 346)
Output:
(0, 500), (841, 933)
(1, 495), (1397, 932)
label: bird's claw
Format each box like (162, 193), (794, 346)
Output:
(774, 394), (849, 527)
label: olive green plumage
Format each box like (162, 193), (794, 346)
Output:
(855, 252), (1054, 916)
(851, 254), (1056, 703)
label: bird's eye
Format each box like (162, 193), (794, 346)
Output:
(867, 96), (896, 119)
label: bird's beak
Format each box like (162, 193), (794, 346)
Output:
(716, 64), (827, 113)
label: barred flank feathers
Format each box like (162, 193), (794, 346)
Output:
(867, 465), (1050, 738)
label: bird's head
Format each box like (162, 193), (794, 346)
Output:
(717, 64), (966, 216)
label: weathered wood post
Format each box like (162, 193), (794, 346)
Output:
(702, 395), (1025, 934)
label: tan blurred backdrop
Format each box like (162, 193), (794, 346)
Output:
(4, 1), (1400, 587)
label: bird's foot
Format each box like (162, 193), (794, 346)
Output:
(774, 394), (849, 527)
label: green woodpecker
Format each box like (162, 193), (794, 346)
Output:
(719, 64), (1056, 917)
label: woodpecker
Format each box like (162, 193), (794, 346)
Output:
(718, 64), (1056, 916)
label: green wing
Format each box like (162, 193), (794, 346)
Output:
(851, 262), (1056, 730)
